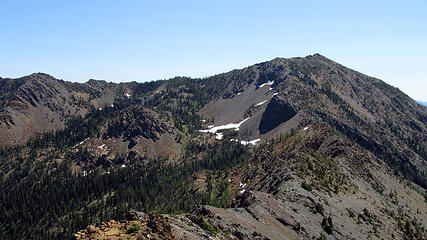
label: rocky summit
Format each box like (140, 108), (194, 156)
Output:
(0, 54), (426, 240)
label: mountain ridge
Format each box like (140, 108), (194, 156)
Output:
(0, 54), (426, 239)
(1, 54), (425, 185)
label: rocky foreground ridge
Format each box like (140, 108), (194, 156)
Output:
(76, 123), (427, 240)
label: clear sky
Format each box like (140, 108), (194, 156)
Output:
(1, 0), (426, 101)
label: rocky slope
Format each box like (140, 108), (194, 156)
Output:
(0, 73), (133, 146)
(73, 121), (427, 239)
(168, 123), (426, 239)
(75, 106), (183, 170)
(0, 54), (426, 240)
(201, 54), (427, 188)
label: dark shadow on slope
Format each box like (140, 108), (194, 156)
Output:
(259, 96), (297, 134)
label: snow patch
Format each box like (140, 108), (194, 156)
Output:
(231, 138), (261, 146)
(125, 93), (131, 98)
(255, 100), (268, 107)
(98, 144), (106, 149)
(110, 104), (114, 107)
(72, 138), (89, 148)
(201, 118), (251, 142)
(239, 189), (246, 194)
(98, 108), (102, 111)
(239, 182), (246, 188)
(272, 92), (278, 96)
(121, 164), (126, 168)
(201, 119), (206, 123)
(236, 92), (242, 95)
(258, 80), (274, 88)
(215, 132), (223, 140)
(82, 170), (94, 177)
(303, 127), (309, 131)
(240, 139), (261, 146)
(199, 118), (250, 134)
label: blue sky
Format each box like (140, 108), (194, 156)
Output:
(1, 0), (426, 100)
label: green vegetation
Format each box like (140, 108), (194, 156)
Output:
(348, 209), (356, 218)
(190, 215), (218, 234)
(206, 179), (233, 208)
(0, 63), (426, 240)
(0, 129), (250, 240)
(321, 216), (333, 235)
(295, 152), (349, 193)
(319, 232), (327, 240)
(302, 181), (313, 191)
(0, 74), (256, 240)
(24, 97), (137, 150)
(406, 181), (427, 204)
(125, 225), (141, 234)
(142, 76), (231, 134)
(391, 205), (426, 239)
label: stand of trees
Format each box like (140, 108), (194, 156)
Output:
(0, 134), (250, 239)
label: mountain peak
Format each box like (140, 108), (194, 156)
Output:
(29, 72), (52, 77)
(311, 52), (325, 58)
(27, 72), (56, 82)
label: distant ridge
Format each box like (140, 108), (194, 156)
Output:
(417, 100), (427, 107)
